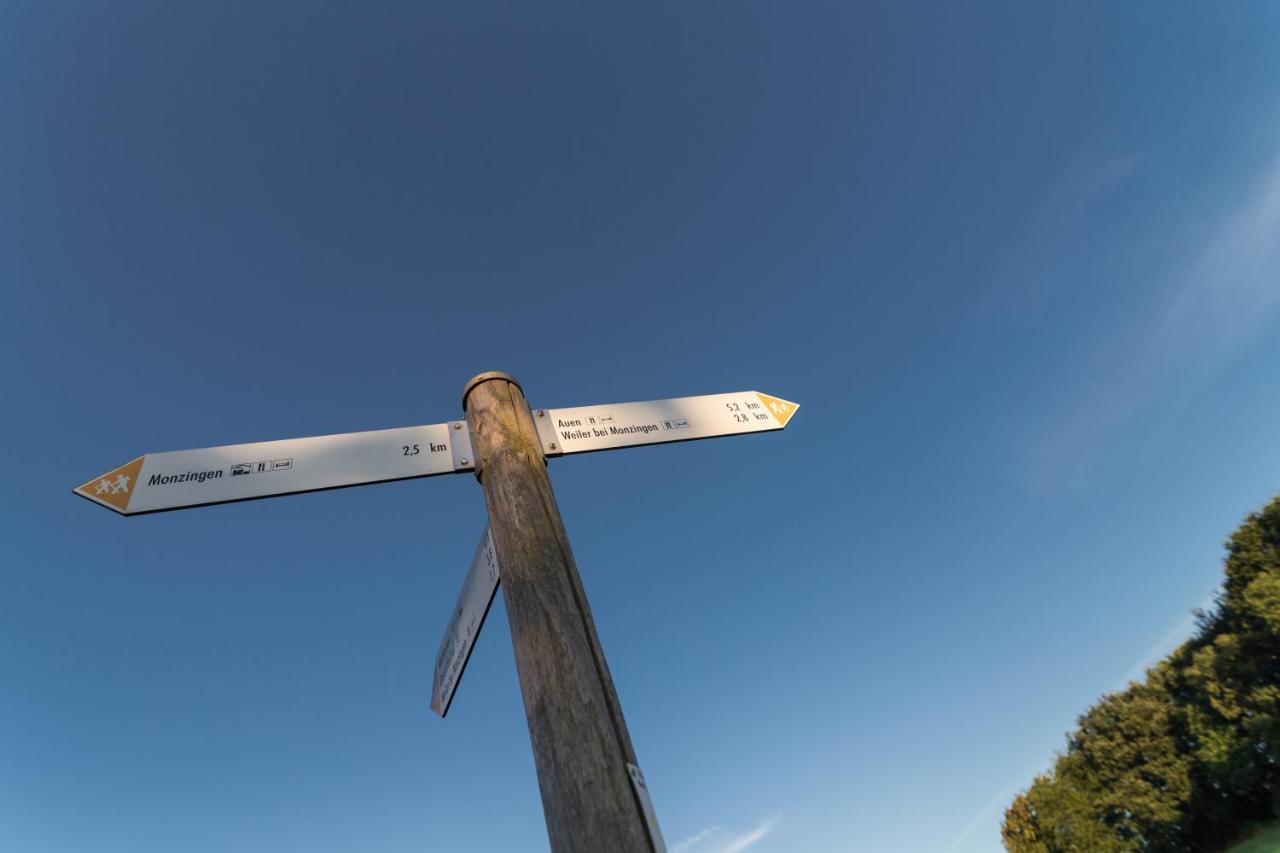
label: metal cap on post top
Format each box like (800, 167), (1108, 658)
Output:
(462, 371), (522, 410)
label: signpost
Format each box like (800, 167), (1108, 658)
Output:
(431, 526), (501, 717)
(72, 374), (799, 853)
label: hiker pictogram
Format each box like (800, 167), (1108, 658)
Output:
(95, 473), (132, 494)
(74, 458), (145, 513)
(755, 392), (799, 427)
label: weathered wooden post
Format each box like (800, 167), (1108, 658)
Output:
(462, 371), (661, 853)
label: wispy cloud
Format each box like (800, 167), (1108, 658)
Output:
(672, 826), (720, 853)
(673, 814), (783, 853)
(1040, 153), (1143, 224)
(988, 151), (1142, 320)
(1146, 149), (1280, 371)
(1117, 608), (1200, 688)
(945, 786), (1017, 852)
(717, 814), (783, 853)
(1022, 144), (1280, 491)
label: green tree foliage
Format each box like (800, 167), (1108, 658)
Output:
(1004, 497), (1280, 851)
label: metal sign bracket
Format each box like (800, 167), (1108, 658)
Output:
(531, 408), (563, 458)
(449, 421), (475, 472)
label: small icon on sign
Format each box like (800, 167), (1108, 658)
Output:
(673, 418), (689, 429)
(94, 473), (132, 495)
(255, 461), (269, 473)
(271, 458), (293, 472)
(231, 463), (253, 476)
(588, 416), (597, 425)
(599, 415), (614, 424)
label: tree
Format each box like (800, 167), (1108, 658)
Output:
(1003, 496), (1280, 851)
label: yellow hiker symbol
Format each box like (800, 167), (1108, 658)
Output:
(755, 393), (799, 428)
(74, 457), (145, 513)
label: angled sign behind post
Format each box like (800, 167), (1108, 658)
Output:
(534, 391), (799, 457)
(431, 526), (501, 717)
(73, 422), (475, 515)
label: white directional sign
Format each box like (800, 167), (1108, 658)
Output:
(432, 526), (501, 717)
(73, 422), (475, 515)
(534, 391), (799, 457)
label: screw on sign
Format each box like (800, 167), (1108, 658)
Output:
(73, 373), (799, 853)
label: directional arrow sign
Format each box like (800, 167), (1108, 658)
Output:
(534, 390), (799, 457)
(432, 526), (501, 717)
(73, 422), (475, 516)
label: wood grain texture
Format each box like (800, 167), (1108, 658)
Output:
(464, 374), (655, 853)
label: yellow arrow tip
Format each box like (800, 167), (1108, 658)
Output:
(73, 457), (145, 513)
(754, 393), (799, 427)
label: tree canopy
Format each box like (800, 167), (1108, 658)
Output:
(1003, 496), (1280, 851)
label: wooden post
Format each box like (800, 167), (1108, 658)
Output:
(462, 372), (659, 853)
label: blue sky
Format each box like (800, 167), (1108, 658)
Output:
(3, 3), (1280, 851)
